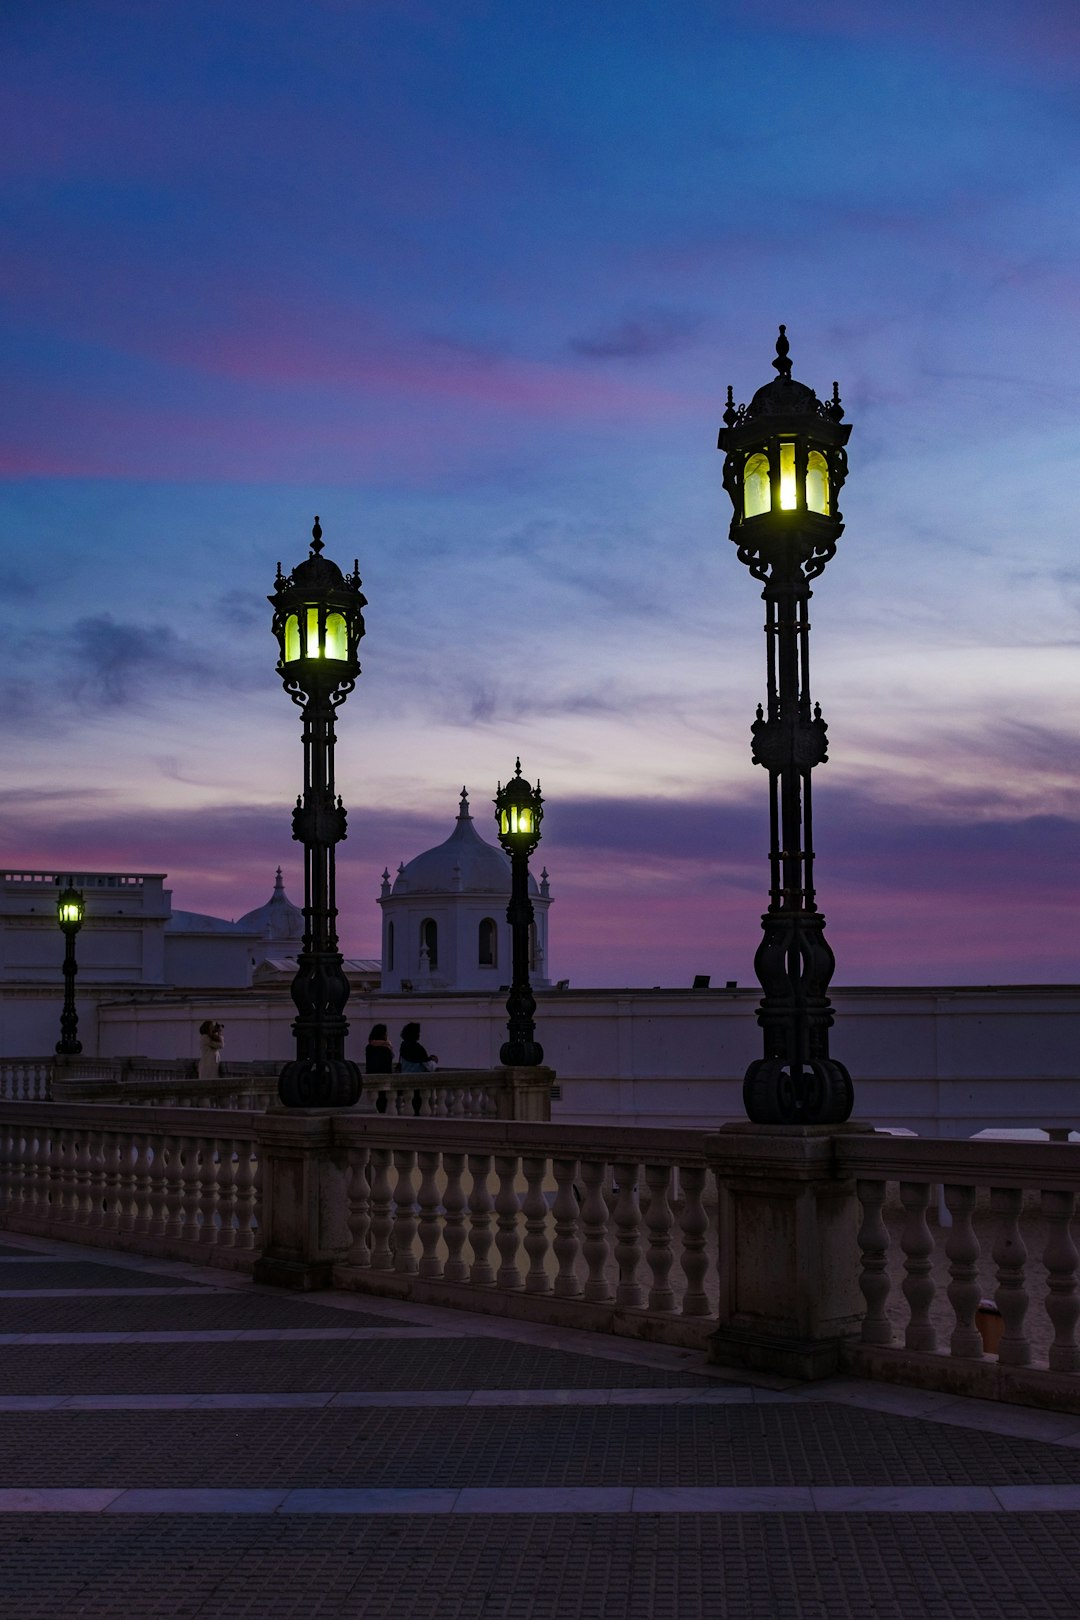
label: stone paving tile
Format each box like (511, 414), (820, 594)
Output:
(0, 1293), (414, 1333)
(0, 1245), (53, 1257)
(6, 1403), (1080, 1490)
(1, 1514), (1080, 1619)
(0, 1336), (717, 1395)
(0, 1262), (202, 1290)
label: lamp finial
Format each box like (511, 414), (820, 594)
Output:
(772, 324), (792, 382)
(311, 515), (323, 555)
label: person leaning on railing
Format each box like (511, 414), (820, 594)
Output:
(364, 1023), (395, 1113)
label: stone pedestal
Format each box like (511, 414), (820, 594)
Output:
(252, 1109), (350, 1290)
(707, 1123), (872, 1379)
(496, 1065), (556, 1122)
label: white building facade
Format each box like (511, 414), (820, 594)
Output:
(378, 789), (552, 994)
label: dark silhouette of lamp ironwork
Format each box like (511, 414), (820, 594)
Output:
(718, 326), (854, 1126)
(494, 761), (544, 1066)
(269, 516), (367, 1108)
(55, 879), (84, 1056)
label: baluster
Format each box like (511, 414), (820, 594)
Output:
(251, 1151), (263, 1247)
(644, 1163), (675, 1313)
(106, 1132), (127, 1232)
(552, 1156), (582, 1298)
(522, 1154), (551, 1295)
(74, 1134), (95, 1231)
(232, 1139), (257, 1250)
(42, 1126), (62, 1221)
(196, 1139), (220, 1244)
(1042, 1189), (1080, 1373)
(580, 1158), (613, 1302)
(495, 1153), (523, 1289)
(944, 1184), (983, 1358)
(368, 1147), (395, 1271)
(442, 1152), (469, 1281)
(392, 1149), (418, 1274)
(345, 1143), (372, 1268)
(466, 1152), (495, 1285)
(613, 1159), (643, 1308)
(56, 1131), (75, 1223)
(117, 1135), (139, 1234)
(856, 1178), (893, 1345)
(162, 1134), (185, 1240)
(22, 1126), (42, 1216)
(181, 1134), (203, 1244)
(678, 1165), (710, 1317)
(143, 1136), (167, 1238)
(417, 1150), (443, 1277)
(214, 1138), (238, 1248)
(7, 1122), (26, 1216)
(448, 1087), (464, 1118)
(132, 1135), (154, 1236)
(991, 1186), (1029, 1365)
(94, 1130), (115, 1229)
(899, 1181), (936, 1351)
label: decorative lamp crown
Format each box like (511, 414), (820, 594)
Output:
(718, 326), (852, 557)
(494, 759), (543, 856)
(57, 880), (84, 932)
(269, 516), (367, 704)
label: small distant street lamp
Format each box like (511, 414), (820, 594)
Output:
(718, 326), (854, 1125)
(494, 760), (544, 1066)
(269, 516), (367, 1108)
(55, 879), (84, 1056)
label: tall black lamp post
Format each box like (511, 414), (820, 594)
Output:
(55, 879), (84, 1056)
(269, 517), (367, 1108)
(494, 760), (544, 1066)
(718, 326), (854, 1126)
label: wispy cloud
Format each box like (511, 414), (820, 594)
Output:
(570, 307), (705, 362)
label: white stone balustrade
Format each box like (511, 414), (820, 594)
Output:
(0, 1059), (56, 1101)
(327, 1118), (717, 1347)
(841, 1132), (1080, 1404)
(0, 1102), (261, 1270)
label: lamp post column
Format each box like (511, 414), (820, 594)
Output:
(495, 761), (544, 1067)
(269, 517), (367, 1109)
(56, 881), (84, 1057)
(719, 327), (854, 1126)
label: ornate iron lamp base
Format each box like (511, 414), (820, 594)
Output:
(278, 1057), (361, 1109)
(742, 1055), (853, 1126)
(500, 1038), (544, 1066)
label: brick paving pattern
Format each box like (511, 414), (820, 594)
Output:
(0, 1293), (416, 1333)
(0, 1337), (716, 1395)
(1, 1514), (1080, 1620)
(0, 1237), (1078, 1618)
(5, 1401), (1080, 1491)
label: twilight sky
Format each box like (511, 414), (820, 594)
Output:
(3, 0), (1080, 986)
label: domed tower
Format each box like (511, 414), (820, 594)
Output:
(236, 868), (305, 969)
(378, 788), (552, 993)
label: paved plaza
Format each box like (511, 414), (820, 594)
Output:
(1, 1237), (1079, 1617)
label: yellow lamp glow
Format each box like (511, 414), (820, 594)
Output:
(306, 606), (321, 657)
(779, 441), (797, 510)
(59, 900), (81, 926)
(807, 450), (829, 514)
(325, 613), (347, 661)
(284, 614), (301, 662)
(743, 453), (770, 518)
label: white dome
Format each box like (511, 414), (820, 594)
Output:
(236, 868), (304, 943)
(391, 790), (539, 897)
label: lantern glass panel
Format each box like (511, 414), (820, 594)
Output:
(779, 441), (797, 510)
(743, 453), (770, 518)
(59, 901), (81, 926)
(305, 606), (321, 657)
(284, 614), (301, 662)
(807, 451), (830, 515)
(325, 612), (347, 661)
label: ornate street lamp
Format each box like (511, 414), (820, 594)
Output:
(718, 326), (854, 1125)
(269, 516), (367, 1108)
(494, 760), (544, 1066)
(55, 879), (84, 1056)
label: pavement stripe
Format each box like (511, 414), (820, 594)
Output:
(0, 1287), (216, 1298)
(0, 1326), (454, 1346)
(0, 1386), (757, 1414)
(0, 1484), (1077, 1514)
